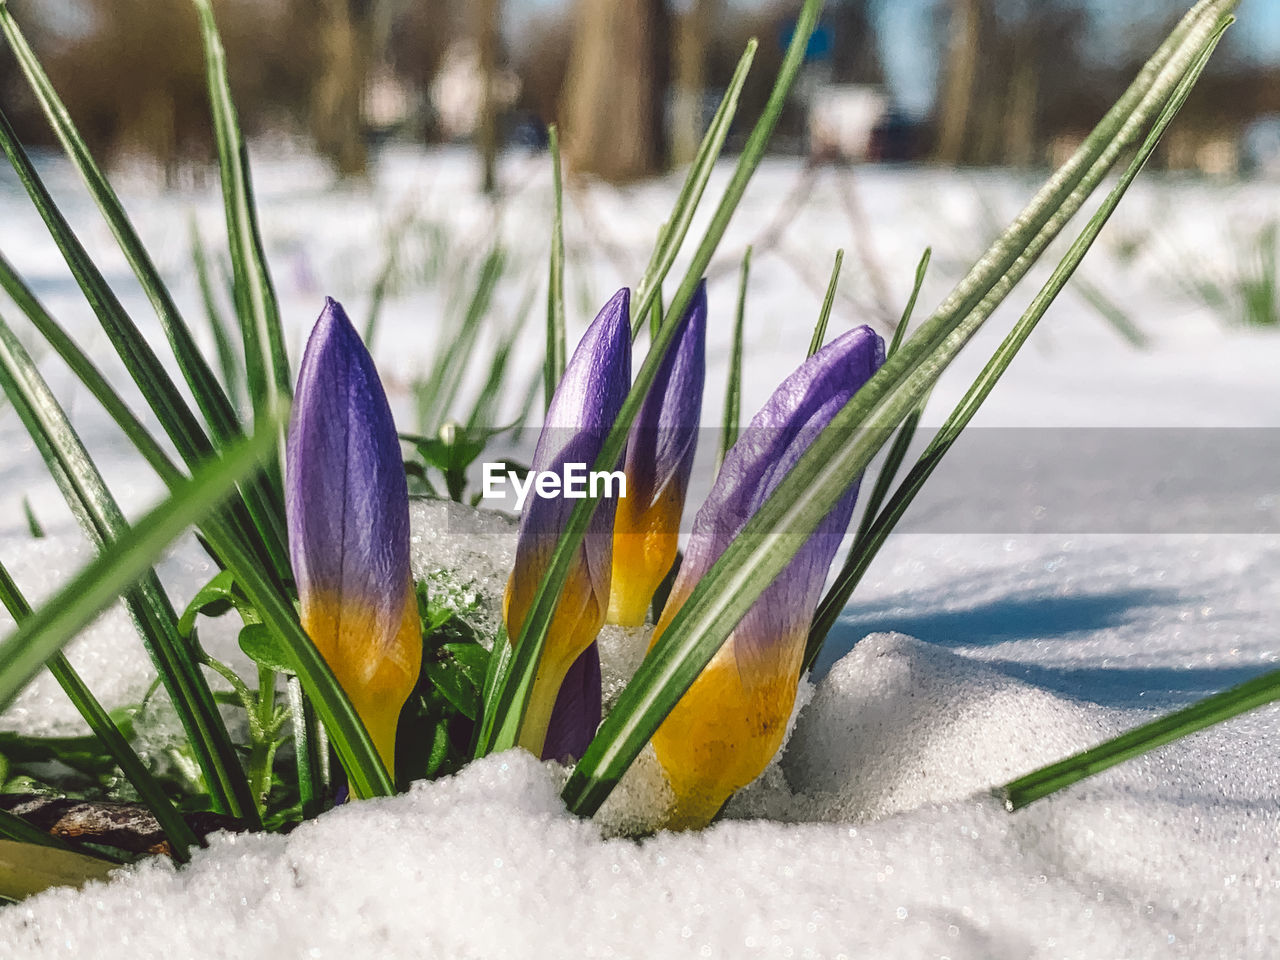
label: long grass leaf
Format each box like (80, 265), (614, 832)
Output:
(191, 219), (246, 409)
(0, 424), (276, 714)
(545, 124), (566, 409)
(806, 15), (1229, 675)
(559, 2), (1235, 815)
(0, 562), (200, 859)
(808, 249), (843, 357)
(0, 253), (288, 587)
(481, 0), (827, 755)
(192, 0), (292, 423)
(717, 246), (751, 473)
(0, 838), (117, 901)
(0, 6), (244, 448)
(0, 314), (260, 824)
(631, 41), (757, 334)
(1004, 663), (1280, 810)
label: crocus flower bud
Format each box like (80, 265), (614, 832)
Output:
(287, 298), (421, 776)
(607, 282), (707, 626)
(505, 289), (631, 760)
(649, 326), (885, 828)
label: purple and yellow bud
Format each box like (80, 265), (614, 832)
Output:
(607, 282), (707, 627)
(286, 298), (421, 778)
(504, 289), (631, 760)
(649, 325), (885, 828)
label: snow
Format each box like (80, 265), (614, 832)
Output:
(1, 146), (1279, 957)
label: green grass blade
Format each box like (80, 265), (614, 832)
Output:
(0, 837), (119, 901)
(803, 14), (1229, 677)
(0, 108), (219, 470)
(0, 253), (288, 588)
(559, 3), (1235, 816)
(0, 562), (200, 859)
(191, 219), (246, 410)
(0, 315), (260, 825)
(631, 40), (757, 335)
(717, 246), (751, 474)
(0, 424), (276, 716)
(193, 512), (394, 798)
(0, 809), (82, 855)
(545, 124), (566, 410)
(843, 248), (933, 552)
(1073, 274), (1150, 348)
(808, 249), (843, 357)
(479, 0), (827, 756)
(192, 0), (292, 424)
(20, 497), (43, 539)
(886, 248), (931, 359)
(418, 248), (505, 429)
(0, 5), (245, 451)
(1003, 664), (1280, 811)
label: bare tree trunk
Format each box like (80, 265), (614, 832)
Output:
(560, 0), (669, 182)
(1003, 20), (1039, 167)
(475, 0), (502, 194)
(671, 0), (713, 166)
(310, 0), (373, 177)
(934, 0), (983, 165)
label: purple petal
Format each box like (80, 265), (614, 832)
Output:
(624, 281), (706, 509)
(541, 642), (602, 761)
(505, 289), (631, 756)
(286, 297), (419, 770)
(288, 298), (411, 613)
(662, 325), (885, 670)
(508, 288), (632, 634)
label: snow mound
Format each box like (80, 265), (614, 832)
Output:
(1, 637), (1276, 959)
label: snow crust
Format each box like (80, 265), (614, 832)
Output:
(1, 148), (1279, 956)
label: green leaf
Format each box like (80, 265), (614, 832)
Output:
(0, 6), (244, 449)
(718, 246), (751, 474)
(0, 561), (200, 859)
(632, 40), (758, 334)
(424, 661), (480, 721)
(238, 623), (296, 675)
(1003, 661), (1280, 811)
(545, 123), (566, 410)
(191, 219), (247, 409)
(178, 570), (245, 637)
(808, 249), (843, 357)
(559, 0), (1237, 817)
(808, 11), (1230, 678)
(192, 0), (292, 423)
(0, 307), (260, 825)
(0, 422), (279, 717)
(0, 838), (117, 901)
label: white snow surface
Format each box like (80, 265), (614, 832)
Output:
(1, 147), (1279, 957)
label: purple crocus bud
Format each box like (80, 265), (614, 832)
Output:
(287, 298), (422, 777)
(505, 289), (631, 760)
(606, 281), (707, 627)
(648, 325), (885, 828)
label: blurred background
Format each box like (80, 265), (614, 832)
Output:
(1, 0), (1278, 190)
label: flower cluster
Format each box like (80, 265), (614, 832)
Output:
(286, 289), (883, 826)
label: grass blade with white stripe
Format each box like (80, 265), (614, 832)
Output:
(560, 1), (1236, 816)
(807, 19), (1227, 675)
(717, 246), (751, 474)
